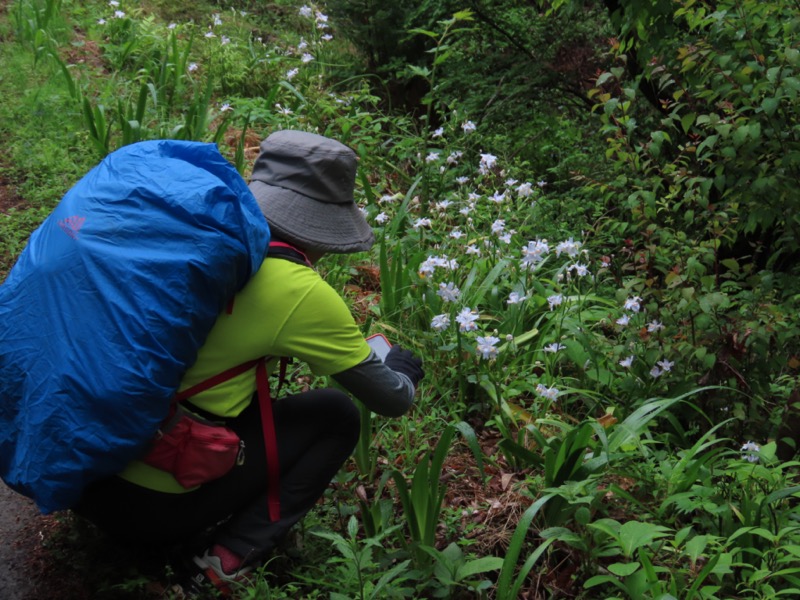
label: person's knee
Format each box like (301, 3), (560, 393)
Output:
(325, 389), (360, 442)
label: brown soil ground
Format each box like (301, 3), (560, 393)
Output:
(0, 481), (41, 599)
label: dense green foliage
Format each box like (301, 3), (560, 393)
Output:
(1, 0), (799, 598)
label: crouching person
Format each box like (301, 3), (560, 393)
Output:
(73, 131), (424, 597)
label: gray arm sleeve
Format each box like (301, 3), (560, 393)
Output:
(331, 351), (415, 417)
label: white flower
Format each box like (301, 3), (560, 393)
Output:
(456, 307), (479, 332)
(535, 384), (559, 401)
(425, 151), (440, 163)
(647, 320), (664, 332)
(570, 263), (589, 277)
(432, 127), (444, 138)
(97, 18), (106, 25)
(740, 441), (760, 463)
(298, 39), (309, 50)
(507, 292), (527, 305)
(466, 244), (481, 256)
(490, 219), (506, 235)
(447, 151), (462, 165)
(212, 13), (223, 26)
(114, 10), (126, 18)
(168, 23), (177, 30)
(650, 366), (663, 378)
(445, 257), (459, 270)
(375, 212), (388, 224)
(616, 314), (630, 326)
(285, 68), (299, 80)
(479, 153), (497, 174)
(321, 33), (333, 41)
(498, 233), (512, 244)
(275, 103), (293, 115)
(547, 294), (563, 310)
(412, 218), (432, 230)
(455, 176), (469, 185)
(109, 0), (119, 6)
(449, 229), (464, 239)
(538, 180), (547, 188)
(555, 237), (582, 258)
(315, 11), (329, 23)
(220, 36), (231, 45)
(505, 178), (518, 186)
(220, 103), (232, 112)
(418, 259), (436, 278)
(431, 314), (451, 331)
(521, 239), (549, 269)
(437, 282), (462, 303)
(516, 182), (533, 197)
(476, 335), (500, 359)
(205, 30), (216, 38)
(435, 200), (452, 211)
(462, 120), (476, 133)
(624, 296), (642, 313)
(418, 255), (457, 277)
(299, 5), (313, 17)
(543, 343), (565, 353)
(301, 53), (315, 63)
(490, 190), (506, 203)
(657, 358), (674, 372)
(619, 356), (634, 368)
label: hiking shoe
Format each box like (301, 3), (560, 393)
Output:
(174, 551), (252, 599)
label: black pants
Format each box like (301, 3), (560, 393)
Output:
(74, 388), (360, 564)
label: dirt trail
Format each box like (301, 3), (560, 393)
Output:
(0, 481), (41, 599)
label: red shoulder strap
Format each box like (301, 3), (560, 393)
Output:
(268, 241), (313, 267)
(174, 359), (261, 401)
(175, 356), (287, 522)
(257, 357), (283, 522)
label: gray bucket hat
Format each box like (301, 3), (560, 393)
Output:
(248, 130), (375, 254)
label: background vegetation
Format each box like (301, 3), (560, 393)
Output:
(1, 0), (799, 598)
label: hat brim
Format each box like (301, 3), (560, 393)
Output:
(250, 180), (375, 254)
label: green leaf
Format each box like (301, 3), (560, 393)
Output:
(618, 521), (671, 557)
(696, 134), (718, 159)
(584, 574), (620, 588)
(452, 9), (474, 21)
(495, 495), (556, 600)
(596, 72), (614, 86)
(680, 112), (696, 134)
(684, 535), (709, 564)
(408, 28), (438, 39)
(406, 65), (431, 79)
(608, 561), (641, 577)
(456, 556), (504, 580)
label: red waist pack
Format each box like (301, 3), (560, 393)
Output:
(141, 406), (244, 488)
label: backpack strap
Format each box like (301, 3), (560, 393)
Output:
(174, 359), (260, 401)
(256, 357), (287, 522)
(267, 241), (313, 267)
(173, 356), (288, 522)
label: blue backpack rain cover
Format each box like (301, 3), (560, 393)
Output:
(0, 140), (270, 513)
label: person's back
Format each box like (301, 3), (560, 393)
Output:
(180, 254), (371, 417)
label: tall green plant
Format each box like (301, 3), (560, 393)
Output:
(389, 424), (455, 562)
